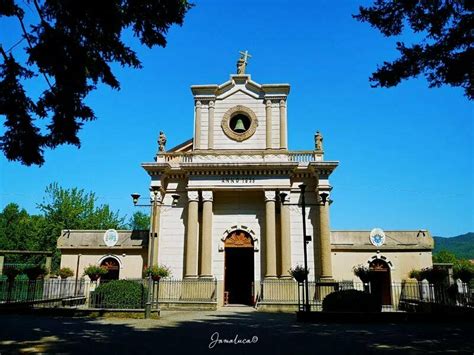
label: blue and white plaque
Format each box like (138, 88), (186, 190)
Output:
(369, 228), (385, 247)
(104, 229), (119, 247)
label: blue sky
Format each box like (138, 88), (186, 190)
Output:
(0, 1), (472, 237)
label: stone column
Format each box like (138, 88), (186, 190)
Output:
(185, 191), (199, 278)
(200, 191), (213, 278)
(194, 101), (201, 149)
(319, 192), (333, 280)
(208, 101), (214, 149)
(265, 99), (272, 149)
(279, 99), (287, 149)
(280, 191), (291, 278)
(264, 191), (277, 279)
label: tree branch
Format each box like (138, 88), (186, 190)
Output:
(15, 9), (53, 89)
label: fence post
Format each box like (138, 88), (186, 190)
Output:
(0, 255), (4, 276)
(144, 275), (152, 319)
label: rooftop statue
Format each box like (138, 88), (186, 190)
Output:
(315, 131), (323, 151)
(236, 50), (252, 75)
(158, 131), (167, 152)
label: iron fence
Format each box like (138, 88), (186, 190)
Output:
(0, 277), (218, 310)
(257, 279), (473, 312)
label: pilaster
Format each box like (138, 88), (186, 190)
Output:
(194, 101), (202, 150)
(264, 190), (277, 279)
(200, 190), (213, 278)
(184, 191), (199, 278)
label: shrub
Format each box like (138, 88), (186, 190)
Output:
(322, 290), (382, 312)
(24, 265), (48, 280)
(289, 265), (309, 283)
(59, 267), (74, 279)
(92, 280), (146, 309)
(453, 265), (473, 283)
(420, 267), (447, 284)
(143, 265), (171, 279)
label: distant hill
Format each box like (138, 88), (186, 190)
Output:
(433, 232), (474, 259)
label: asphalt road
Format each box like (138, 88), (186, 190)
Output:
(1, 307), (473, 354)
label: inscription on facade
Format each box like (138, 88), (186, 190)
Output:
(221, 177), (256, 184)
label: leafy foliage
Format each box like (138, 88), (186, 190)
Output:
(58, 267), (74, 279)
(144, 264), (171, 278)
(354, 1), (473, 99)
(92, 280), (146, 309)
(128, 211), (150, 230)
(353, 264), (372, 283)
(289, 265), (309, 283)
(0, 0), (193, 165)
(83, 265), (108, 280)
(0, 183), (127, 270)
(322, 289), (381, 312)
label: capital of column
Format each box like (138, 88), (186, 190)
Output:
(265, 99), (272, 107)
(279, 99), (286, 108)
(264, 190), (276, 202)
(208, 100), (215, 108)
(187, 191), (199, 202)
(202, 190), (213, 202)
(195, 100), (202, 108)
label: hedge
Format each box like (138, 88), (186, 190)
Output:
(322, 289), (381, 312)
(91, 280), (146, 309)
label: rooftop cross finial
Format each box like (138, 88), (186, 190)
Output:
(236, 50), (252, 75)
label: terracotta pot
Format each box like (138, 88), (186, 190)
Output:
(152, 275), (161, 282)
(89, 274), (100, 282)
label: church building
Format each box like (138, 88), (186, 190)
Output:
(58, 53), (434, 308)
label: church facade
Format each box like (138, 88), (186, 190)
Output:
(58, 56), (434, 307)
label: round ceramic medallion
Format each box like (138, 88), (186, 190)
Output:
(221, 105), (258, 142)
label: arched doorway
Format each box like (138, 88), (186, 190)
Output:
(369, 259), (392, 306)
(224, 230), (254, 305)
(100, 257), (120, 281)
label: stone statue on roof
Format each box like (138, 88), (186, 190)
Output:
(315, 131), (323, 151)
(236, 50), (252, 75)
(158, 131), (167, 152)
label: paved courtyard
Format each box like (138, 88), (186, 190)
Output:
(1, 307), (473, 354)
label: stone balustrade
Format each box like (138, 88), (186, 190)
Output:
(156, 150), (323, 164)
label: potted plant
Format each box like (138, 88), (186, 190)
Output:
(59, 267), (74, 279)
(353, 265), (372, 283)
(289, 265), (309, 283)
(84, 265), (108, 281)
(24, 265), (48, 280)
(144, 265), (171, 281)
(3, 266), (21, 282)
(409, 269), (423, 281)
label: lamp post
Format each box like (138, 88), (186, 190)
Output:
(280, 184), (329, 313)
(131, 188), (179, 319)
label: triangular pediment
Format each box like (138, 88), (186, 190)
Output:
(168, 138), (193, 152)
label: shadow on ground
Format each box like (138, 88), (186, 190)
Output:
(1, 309), (473, 354)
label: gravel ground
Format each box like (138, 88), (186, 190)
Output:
(1, 307), (473, 354)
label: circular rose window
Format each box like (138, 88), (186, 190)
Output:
(221, 105), (258, 142)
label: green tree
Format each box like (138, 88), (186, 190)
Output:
(128, 211), (150, 230)
(433, 250), (457, 264)
(0, 0), (193, 166)
(37, 183), (127, 268)
(354, 1), (473, 99)
(0, 203), (46, 264)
